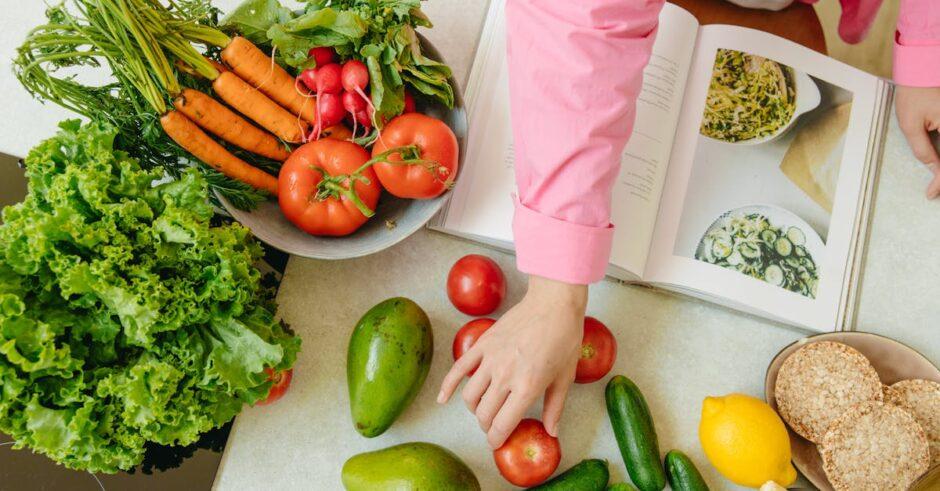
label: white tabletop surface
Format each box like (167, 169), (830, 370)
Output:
(1, 1), (937, 490)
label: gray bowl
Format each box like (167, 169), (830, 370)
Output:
(218, 39), (467, 260)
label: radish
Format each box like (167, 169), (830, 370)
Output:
(341, 90), (369, 137)
(342, 91), (368, 114)
(341, 60), (369, 93)
(308, 46), (336, 67)
(315, 63), (343, 95)
(298, 69), (317, 92)
(353, 108), (373, 129)
(341, 60), (378, 130)
(403, 90), (416, 113)
(316, 93), (346, 129)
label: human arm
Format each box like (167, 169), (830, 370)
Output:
(893, 0), (940, 198)
(437, 0), (665, 449)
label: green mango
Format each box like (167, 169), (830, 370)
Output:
(347, 297), (433, 437)
(342, 442), (480, 490)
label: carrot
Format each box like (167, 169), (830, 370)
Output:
(160, 110), (279, 195)
(212, 71), (308, 144)
(174, 88), (291, 161)
(321, 124), (353, 141)
(222, 36), (318, 123)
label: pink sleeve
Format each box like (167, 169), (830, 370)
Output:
(894, 0), (940, 87)
(505, 0), (665, 285)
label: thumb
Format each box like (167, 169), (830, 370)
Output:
(542, 371), (574, 437)
(901, 122), (940, 167)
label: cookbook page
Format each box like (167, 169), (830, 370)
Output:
(644, 25), (882, 331)
(438, 2), (699, 277)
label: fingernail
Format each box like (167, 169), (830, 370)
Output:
(437, 391), (445, 403)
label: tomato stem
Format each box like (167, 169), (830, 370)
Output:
(312, 166), (376, 218)
(360, 144), (452, 185)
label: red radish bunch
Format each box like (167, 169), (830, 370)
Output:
(295, 47), (418, 140)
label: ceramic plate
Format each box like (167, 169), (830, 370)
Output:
(764, 331), (940, 491)
(218, 38), (467, 260)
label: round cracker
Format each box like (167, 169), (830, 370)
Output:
(884, 379), (940, 466)
(819, 401), (930, 491)
(774, 341), (882, 442)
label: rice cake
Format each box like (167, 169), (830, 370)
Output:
(819, 401), (929, 491)
(774, 341), (882, 442)
(884, 379), (940, 466)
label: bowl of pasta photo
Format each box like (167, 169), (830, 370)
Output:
(699, 49), (821, 145)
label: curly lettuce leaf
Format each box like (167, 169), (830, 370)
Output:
(0, 120), (300, 473)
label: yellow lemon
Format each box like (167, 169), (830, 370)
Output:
(699, 393), (797, 488)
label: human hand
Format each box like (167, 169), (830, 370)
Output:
(724, 0), (795, 11)
(437, 275), (586, 449)
(896, 85), (940, 199)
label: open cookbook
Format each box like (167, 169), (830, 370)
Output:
(433, 2), (894, 332)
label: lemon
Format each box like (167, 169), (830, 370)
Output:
(699, 393), (797, 488)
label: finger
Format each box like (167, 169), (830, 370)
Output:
(487, 391), (538, 449)
(542, 373), (574, 437)
(900, 121), (940, 166)
(475, 383), (511, 433)
(928, 168), (940, 200)
(461, 369), (491, 413)
(438, 348), (483, 404)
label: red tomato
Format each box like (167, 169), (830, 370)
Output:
(278, 139), (380, 236)
(371, 113), (458, 199)
(493, 419), (561, 487)
(575, 316), (617, 384)
(452, 318), (496, 374)
(446, 255), (506, 316)
(257, 368), (293, 406)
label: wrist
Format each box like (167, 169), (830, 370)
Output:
(526, 275), (588, 313)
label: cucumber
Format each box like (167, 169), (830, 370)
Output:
(605, 375), (666, 491)
(774, 237), (792, 257)
(528, 459), (609, 490)
(608, 484), (640, 491)
(764, 265), (784, 286)
(664, 450), (709, 491)
(786, 226), (805, 246)
(760, 229), (777, 243)
(738, 241), (761, 259)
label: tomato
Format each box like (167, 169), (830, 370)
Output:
(452, 318), (496, 374)
(493, 419), (561, 487)
(575, 316), (617, 384)
(278, 139), (380, 236)
(257, 368), (293, 406)
(371, 113), (458, 199)
(447, 255), (506, 315)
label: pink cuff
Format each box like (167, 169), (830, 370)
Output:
(513, 200), (614, 285)
(894, 32), (940, 87)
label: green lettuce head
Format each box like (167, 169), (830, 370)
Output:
(0, 120), (300, 473)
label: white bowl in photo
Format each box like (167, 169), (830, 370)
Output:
(705, 68), (821, 146)
(695, 203), (825, 265)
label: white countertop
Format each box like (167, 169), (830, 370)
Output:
(1, 1), (937, 490)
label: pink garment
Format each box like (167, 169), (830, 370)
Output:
(506, 0), (664, 284)
(507, 0), (940, 285)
